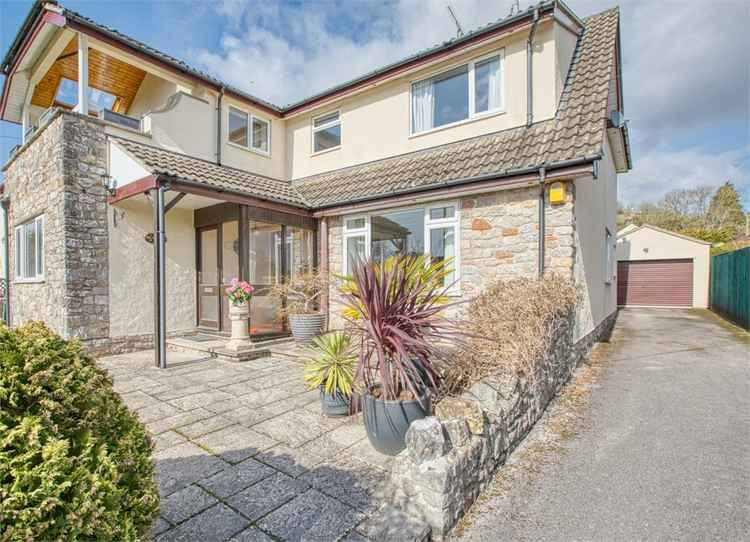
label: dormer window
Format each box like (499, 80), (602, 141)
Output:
(411, 50), (504, 134)
(228, 106), (271, 155)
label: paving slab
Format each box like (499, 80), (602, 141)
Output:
(228, 527), (275, 542)
(156, 503), (249, 542)
(255, 444), (325, 478)
(178, 414), (235, 438)
(299, 456), (389, 513)
(227, 472), (308, 522)
(146, 408), (215, 435)
(153, 430), (188, 452)
(194, 424), (277, 463)
(197, 458), (275, 498)
(159, 484), (218, 524)
(154, 441), (227, 496)
(258, 488), (364, 542)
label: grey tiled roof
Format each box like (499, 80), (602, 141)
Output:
(111, 138), (309, 207)
(294, 7), (622, 208)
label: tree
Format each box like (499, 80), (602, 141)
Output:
(707, 182), (746, 237)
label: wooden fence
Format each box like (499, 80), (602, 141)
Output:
(710, 247), (750, 330)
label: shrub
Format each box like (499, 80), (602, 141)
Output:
(270, 270), (326, 317)
(340, 254), (466, 401)
(304, 331), (356, 396)
(442, 275), (578, 396)
(0, 323), (159, 541)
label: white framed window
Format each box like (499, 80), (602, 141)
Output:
(228, 106), (271, 155)
(411, 50), (504, 134)
(342, 202), (461, 293)
(605, 228), (614, 284)
(15, 215), (44, 282)
(312, 111), (341, 154)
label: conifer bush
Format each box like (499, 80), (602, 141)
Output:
(0, 322), (159, 541)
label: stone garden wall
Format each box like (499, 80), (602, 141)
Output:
(389, 309), (617, 537)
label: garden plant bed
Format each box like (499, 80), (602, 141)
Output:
(97, 349), (430, 541)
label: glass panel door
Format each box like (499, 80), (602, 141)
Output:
(247, 220), (284, 336)
(197, 226), (220, 329)
(220, 220), (240, 331)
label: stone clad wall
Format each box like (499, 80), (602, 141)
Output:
(5, 115), (67, 332)
(325, 184), (576, 327)
(5, 111), (110, 342)
(389, 310), (618, 537)
(61, 114), (110, 340)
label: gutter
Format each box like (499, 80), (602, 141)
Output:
(313, 155), (599, 215)
(526, 7), (540, 127)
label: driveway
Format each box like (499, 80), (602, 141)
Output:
(460, 308), (750, 541)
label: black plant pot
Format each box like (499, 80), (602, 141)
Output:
(319, 387), (349, 417)
(362, 391), (431, 456)
(288, 314), (326, 345)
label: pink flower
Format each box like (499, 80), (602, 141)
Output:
(243, 285), (252, 294)
(225, 287), (232, 295)
(230, 277), (239, 286)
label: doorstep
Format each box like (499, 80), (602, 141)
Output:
(167, 333), (295, 362)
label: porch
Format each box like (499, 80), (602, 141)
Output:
(107, 136), (320, 367)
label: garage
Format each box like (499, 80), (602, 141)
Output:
(617, 259), (693, 306)
(616, 225), (710, 308)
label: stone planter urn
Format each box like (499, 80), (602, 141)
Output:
(226, 302), (251, 351)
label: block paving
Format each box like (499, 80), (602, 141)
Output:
(98, 348), (426, 541)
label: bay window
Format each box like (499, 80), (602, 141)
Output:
(228, 106), (271, 155)
(411, 50), (504, 134)
(15, 215), (44, 281)
(342, 203), (460, 291)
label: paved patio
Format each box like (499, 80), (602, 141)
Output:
(98, 347), (426, 541)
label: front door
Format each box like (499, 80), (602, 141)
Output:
(197, 226), (220, 329)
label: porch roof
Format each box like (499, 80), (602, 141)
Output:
(110, 136), (310, 208)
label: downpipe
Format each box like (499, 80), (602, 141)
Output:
(527, 7), (540, 127)
(157, 184), (167, 369)
(216, 86), (225, 165)
(538, 167), (546, 278)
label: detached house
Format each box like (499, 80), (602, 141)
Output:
(0, 1), (630, 361)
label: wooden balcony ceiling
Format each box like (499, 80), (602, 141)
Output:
(31, 36), (147, 114)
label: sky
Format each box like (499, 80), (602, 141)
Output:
(1, 0), (748, 207)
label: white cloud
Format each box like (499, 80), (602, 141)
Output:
(189, 0), (750, 206)
(619, 145), (750, 205)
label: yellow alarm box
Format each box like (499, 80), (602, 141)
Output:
(549, 181), (566, 204)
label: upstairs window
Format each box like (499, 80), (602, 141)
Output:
(411, 50), (504, 134)
(312, 111), (341, 153)
(15, 215), (44, 281)
(228, 106), (271, 155)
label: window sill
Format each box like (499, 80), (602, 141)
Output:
(409, 108), (506, 139)
(311, 145), (341, 157)
(14, 278), (45, 284)
(227, 140), (271, 158)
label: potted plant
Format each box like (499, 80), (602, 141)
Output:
(340, 254), (462, 455)
(304, 331), (356, 417)
(271, 270), (327, 344)
(225, 278), (254, 351)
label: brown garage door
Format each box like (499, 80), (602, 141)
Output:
(617, 259), (694, 307)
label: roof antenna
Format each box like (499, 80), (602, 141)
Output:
(509, 0), (521, 16)
(446, 4), (464, 37)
